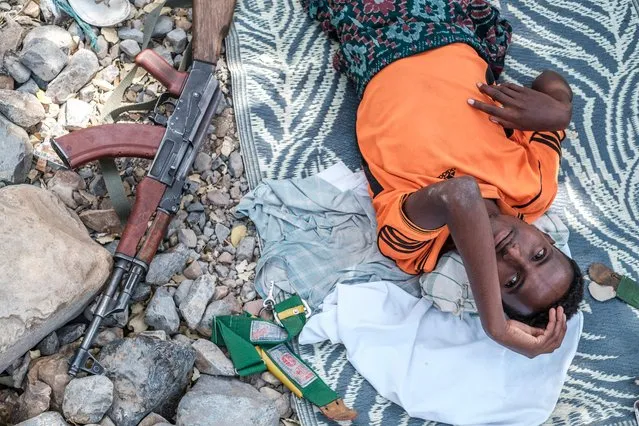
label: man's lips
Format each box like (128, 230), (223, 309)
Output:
(494, 229), (513, 252)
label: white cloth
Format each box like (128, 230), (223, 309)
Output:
(300, 282), (583, 426)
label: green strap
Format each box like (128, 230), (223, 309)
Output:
(274, 295), (308, 336)
(616, 276), (639, 309)
(263, 344), (338, 408)
(216, 321), (267, 376)
(99, 159), (130, 225)
(211, 298), (339, 407)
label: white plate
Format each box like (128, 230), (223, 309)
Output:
(67, 0), (131, 27)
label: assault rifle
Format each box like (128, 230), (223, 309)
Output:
(53, 0), (236, 377)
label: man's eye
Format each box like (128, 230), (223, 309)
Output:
(505, 273), (520, 288)
(533, 248), (547, 261)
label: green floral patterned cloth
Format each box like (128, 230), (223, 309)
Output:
(301, 0), (513, 96)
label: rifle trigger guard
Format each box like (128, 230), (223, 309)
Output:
(149, 92), (178, 126)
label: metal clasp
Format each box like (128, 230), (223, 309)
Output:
(263, 281), (275, 311)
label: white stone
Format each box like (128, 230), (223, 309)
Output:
(64, 98), (92, 130)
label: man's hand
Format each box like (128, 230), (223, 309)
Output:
(468, 82), (572, 132)
(492, 306), (567, 358)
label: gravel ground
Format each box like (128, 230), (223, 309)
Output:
(0, 1), (301, 424)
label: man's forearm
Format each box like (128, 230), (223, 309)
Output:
(404, 177), (507, 337)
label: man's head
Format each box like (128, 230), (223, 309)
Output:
(490, 214), (584, 327)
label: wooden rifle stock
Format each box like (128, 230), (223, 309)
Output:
(192, 0), (236, 64)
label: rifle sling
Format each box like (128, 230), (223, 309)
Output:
(99, 0), (194, 223)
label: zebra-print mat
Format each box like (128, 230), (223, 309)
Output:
(226, 0), (639, 424)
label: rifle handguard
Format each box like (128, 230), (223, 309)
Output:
(117, 177), (167, 258)
(135, 49), (188, 97)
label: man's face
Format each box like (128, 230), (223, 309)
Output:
(490, 214), (573, 317)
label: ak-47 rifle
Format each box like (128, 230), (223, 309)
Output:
(54, 0), (236, 377)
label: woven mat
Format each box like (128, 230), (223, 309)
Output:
(226, 0), (639, 424)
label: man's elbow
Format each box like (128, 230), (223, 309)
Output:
(440, 176), (483, 210)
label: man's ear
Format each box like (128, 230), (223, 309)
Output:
(543, 232), (555, 244)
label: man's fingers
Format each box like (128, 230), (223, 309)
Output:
(542, 307), (559, 344)
(502, 82), (525, 92)
(495, 84), (521, 99)
(477, 83), (513, 104)
(467, 98), (507, 117)
(489, 116), (518, 130)
(544, 307), (566, 351)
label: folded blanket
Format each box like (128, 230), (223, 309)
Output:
(236, 162), (422, 308)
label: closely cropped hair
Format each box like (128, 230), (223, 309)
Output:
(504, 255), (584, 328)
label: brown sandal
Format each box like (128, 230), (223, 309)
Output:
(588, 263), (639, 308)
(588, 263), (622, 289)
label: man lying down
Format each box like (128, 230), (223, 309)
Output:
(302, 0), (585, 357)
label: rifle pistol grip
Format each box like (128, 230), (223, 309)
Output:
(136, 49), (188, 97)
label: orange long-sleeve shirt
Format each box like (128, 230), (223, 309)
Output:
(357, 43), (565, 274)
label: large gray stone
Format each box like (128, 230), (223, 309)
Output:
(98, 336), (195, 426)
(119, 39), (140, 59)
(179, 274), (216, 330)
(0, 18), (24, 65)
(196, 294), (242, 337)
(0, 114), (32, 184)
(14, 411), (69, 426)
(117, 27), (144, 44)
(20, 39), (68, 82)
(11, 380), (51, 423)
(4, 52), (31, 84)
(151, 16), (174, 37)
(62, 376), (114, 424)
(165, 28), (187, 53)
(56, 323), (86, 346)
(27, 353), (73, 412)
(145, 287), (180, 335)
(0, 90), (45, 128)
(228, 152), (244, 178)
(215, 223), (231, 244)
(236, 236), (256, 262)
(47, 49), (99, 104)
(191, 339), (235, 376)
(35, 332), (59, 356)
(146, 243), (189, 285)
(16, 79), (39, 95)
(22, 26), (74, 55)
(177, 228), (197, 248)
(0, 185), (112, 373)
(173, 279), (192, 307)
(175, 376), (278, 426)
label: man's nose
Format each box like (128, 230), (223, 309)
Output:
(502, 243), (524, 263)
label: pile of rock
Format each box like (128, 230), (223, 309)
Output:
(0, 1), (297, 425)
